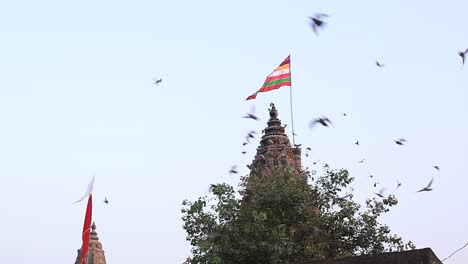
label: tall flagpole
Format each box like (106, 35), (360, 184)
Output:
(289, 54), (296, 146)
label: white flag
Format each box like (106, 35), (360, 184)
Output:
(73, 175), (95, 204)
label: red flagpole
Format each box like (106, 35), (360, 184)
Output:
(80, 194), (93, 264)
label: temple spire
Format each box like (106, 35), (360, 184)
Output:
(248, 103), (301, 178)
(74, 222), (107, 264)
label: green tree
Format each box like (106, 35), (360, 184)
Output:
(181, 165), (414, 264)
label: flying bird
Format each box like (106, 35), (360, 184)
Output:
(433, 165), (440, 171)
(458, 48), (468, 67)
(310, 117), (333, 128)
(373, 182), (379, 188)
(242, 151), (247, 154)
(294, 144), (302, 148)
(369, 174), (374, 178)
(243, 105), (259, 120)
(154, 78), (163, 85)
(306, 147), (312, 151)
(229, 166), (238, 175)
(417, 178), (434, 192)
(355, 140), (359, 145)
(309, 13), (329, 35)
(358, 159), (365, 164)
(395, 179), (402, 190)
(376, 61), (384, 68)
(246, 131), (257, 143)
(242, 142), (248, 146)
(395, 138), (407, 146)
(343, 113), (347, 116)
(374, 188), (385, 198)
(104, 197), (109, 204)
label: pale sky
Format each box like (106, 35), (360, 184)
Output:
(1, 0), (468, 263)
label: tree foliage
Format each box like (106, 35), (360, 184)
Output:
(181, 165), (415, 264)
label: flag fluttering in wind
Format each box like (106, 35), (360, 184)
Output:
(74, 176), (94, 264)
(246, 55), (291, 100)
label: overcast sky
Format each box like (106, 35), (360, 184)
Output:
(1, 0), (467, 263)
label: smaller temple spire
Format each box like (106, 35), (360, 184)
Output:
(74, 222), (107, 264)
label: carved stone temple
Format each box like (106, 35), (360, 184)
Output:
(74, 222), (107, 264)
(248, 103), (302, 178)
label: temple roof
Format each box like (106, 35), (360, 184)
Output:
(248, 103), (301, 178)
(74, 222), (107, 264)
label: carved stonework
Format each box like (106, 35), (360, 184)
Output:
(248, 103), (301, 178)
(74, 222), (107, 264)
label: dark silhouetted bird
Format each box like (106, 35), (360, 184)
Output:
(375, 188), (385, 198)
(310, 117), (333, 128)
(104, 197), (109, 204)
(434, 165), (440, 171)
(246, 131), (256, 143)
(458, 48), (468, 67)
(242, 142), (248, 146)
(395, 138), (407, 145)
(359, 159), (365, 164)
(376, 61), (384, 67)
(313, 160), (320, 165)
(306, 153), (309, 157)
(306, 147), (312, 151)
(242, 151), (247, 154)
(309, 13), (329, 35)
(154, 78), (162, 85)
(396, 179), (402, 190)
(243, 105), (259, 120)
(294, 144), (302, 148)
(418, 178), (434, 192)
(355, 140), (359, 145)
(374, 182), (379, 188)
(229, 166), (238, 175)
(369, 174), (374, 178)
(343, 113), (347, 116)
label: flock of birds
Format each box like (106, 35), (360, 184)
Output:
(237, 103), (438, 197)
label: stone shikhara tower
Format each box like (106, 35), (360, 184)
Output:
(74, 222), (107, 264)
(248, 103), (302, 178)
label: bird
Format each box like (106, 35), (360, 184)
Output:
(343, 113), (347, 117)
(375, 188), (385, 198)
(355, 140), (359, 145)
(208, 184), (219, 192)
(243, 105), (259, 120)
(246, 131), (257, 143)
(395, 138), (407, 146)
(358, 159), (365, 164)
(310, 117), (333, 128)
(104, 197), (109, 204)
(309, 13), (329, 35)
(294, 144), (302, 148)
(154, 78), (163, 85)
(373, 182), (379, 188)
(242, 151), (247, 155)
(417, 178), (434, 192)
(369, 174), (374, 178)
(458, 48), (468, 67)
(395, 179), (402, 190)
(376, 61), (384, 67)
(229, 166), (238, 175)
(306, 153), (309, 157)
(312, 160), (320, 165)
(306, 147), (312, 151)
(242, 142), (248, 146)
(433, 165), (440, 171)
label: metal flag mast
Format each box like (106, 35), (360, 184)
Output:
(289, 54), (296, 146)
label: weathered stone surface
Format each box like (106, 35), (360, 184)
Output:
(248, 103), (302, 178)
(294, 248), (442, 264)
(74, 222), (107, 264)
